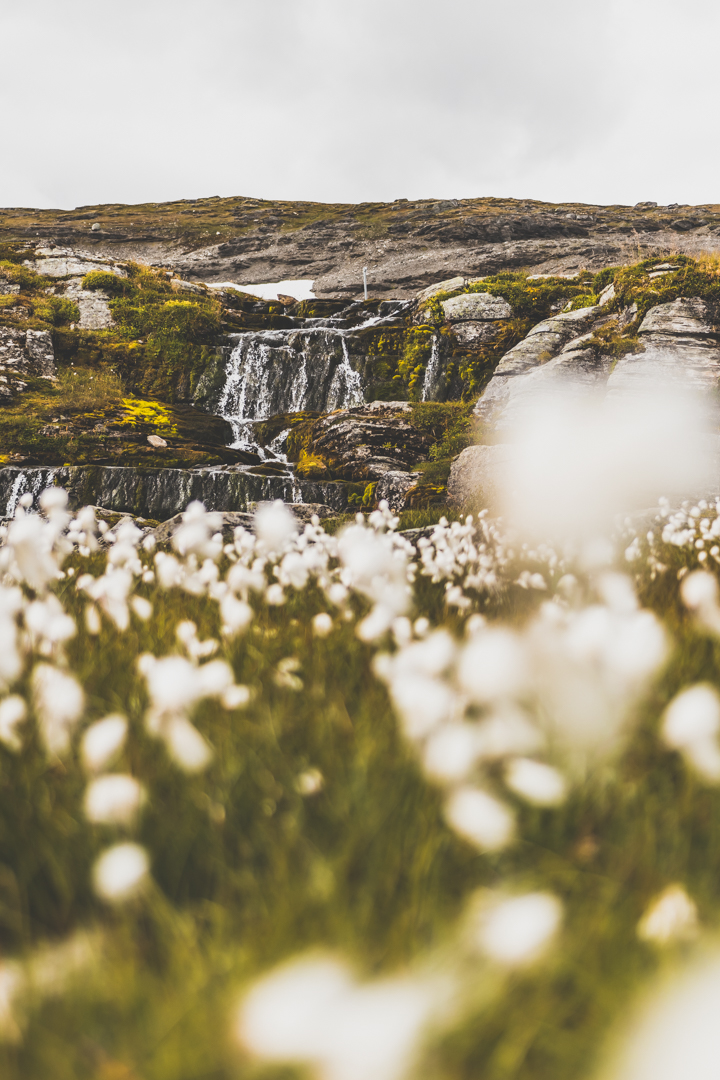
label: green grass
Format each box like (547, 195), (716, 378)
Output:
(1, 507), (719, 1079)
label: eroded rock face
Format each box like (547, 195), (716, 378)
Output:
(305, 402), (431, 481)
(63, 279), (114, 329)
(608, 298), (720, 395)
(375, 470), (419, 510)
(0, 465), (350, 521)
(32, 257), (127, 279)
(441, 292), (513, 321)
(474, 306), (605, 424)
(0, 328), (56, 399)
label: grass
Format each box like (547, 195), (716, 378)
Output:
(56, 368), (125, 412)
(1, 506), (720, 1080)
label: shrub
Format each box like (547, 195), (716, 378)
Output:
(34, 297), (80, 326)
(81, 271), (134, 297)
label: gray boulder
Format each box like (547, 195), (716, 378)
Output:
(442, 292), (512, 321)
(32, 257), (127, 279)
(416, 277), (466, 302)
(64, 279), (114, 329)
(24, 330), (56, 377)
(375, 470), (418, 511)
(447, 444), (511, 508)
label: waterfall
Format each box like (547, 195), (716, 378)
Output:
(421, 336), (442, 402)
(218, 327), (365, 450)
(326, 339), (364, 412)
(4, 467), (58, 518)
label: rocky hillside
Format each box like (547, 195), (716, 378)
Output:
(3, 195), (720, 299)
(1, 228), (719, 521)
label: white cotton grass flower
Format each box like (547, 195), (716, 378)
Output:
(388, 674), (455, 741)
(84, 774), (145, 826)
(458, 629), (528, 704)
(32, 664), (84, 756)
(92, 843), (149, 904)
(6, 512), (60, 591)
(473, 892), (563, 966)
(265, 583), (286, 606)
(222, 684), (251, 710)
(444, 787), (515, 851)
(312, 613), (333, 637)
(236, 953), (439, 1080)
(638, 885), (698, 944)
(504, 758), (567, 806)
(661, 684), (720, 782)
(81, 715), (128, 773)
(85, 604), (101, 635)
(423, 724), (484, 784)
(254, 501), (298, 555)
(164, 715), (213, 772)
(220, 593), (253, 635)
(680, 570), (720, 635)
(24, 595), (76, 645)
(171, 501), (223, 560)
(130, 596), (152, 621)
(603, 952), (720, 1080)
(0, 696), (26, 752)
(296, 768), (324, 796)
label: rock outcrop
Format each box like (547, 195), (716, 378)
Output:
(0, 327), (55, 398)
(3, 197), (720, 301)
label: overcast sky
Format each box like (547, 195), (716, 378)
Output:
(1, 0), (718, 210)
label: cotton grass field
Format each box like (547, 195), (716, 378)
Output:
(1, 479), (720, 1080)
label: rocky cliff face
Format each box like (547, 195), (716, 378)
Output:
(2, 212), (720, 519)
(3, 195), (720, 299)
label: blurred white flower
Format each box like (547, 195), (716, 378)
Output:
(474, 892), (562, 965)
(254, 501), (298, 555)
(638, 885), (698, 944)
(220, 593), (253, 635)
(222, 684), (251, 709)
(312, 613), (333, 637)
(81, 715), (128, 773)
(275, 657), (303, 691)
(6, 513), (60, 591)
(25, 595), (76, 646)
(32, 664), (84, 756)
(662, 684), (720, 782)
(606, 952), (720, 1080)
(444, 787), (515, 851)
(165, 715), (213, 772)
(504, 758), (567, 806)
(458, 629), (527, 704)
(84, 774), (145, 825)
(296, 768), (324, 796)
(265, 583), (286, 606)
(423, 724), (483, 784)
(0, 696), (26, 752)
(131, 596), (152, 621)
(389, 674), (455, 741)
(236, 954), (438, 1080)
(171, 501), (223, 560)
(93, 843), (149, 903)
(85, 604), (101, 635)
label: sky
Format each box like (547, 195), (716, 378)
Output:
(1, 0), (719, 211)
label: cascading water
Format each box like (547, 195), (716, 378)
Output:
(421, 336), (442, 402)
(218, 327), (365, 452)
(4, 467), (58, 518)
